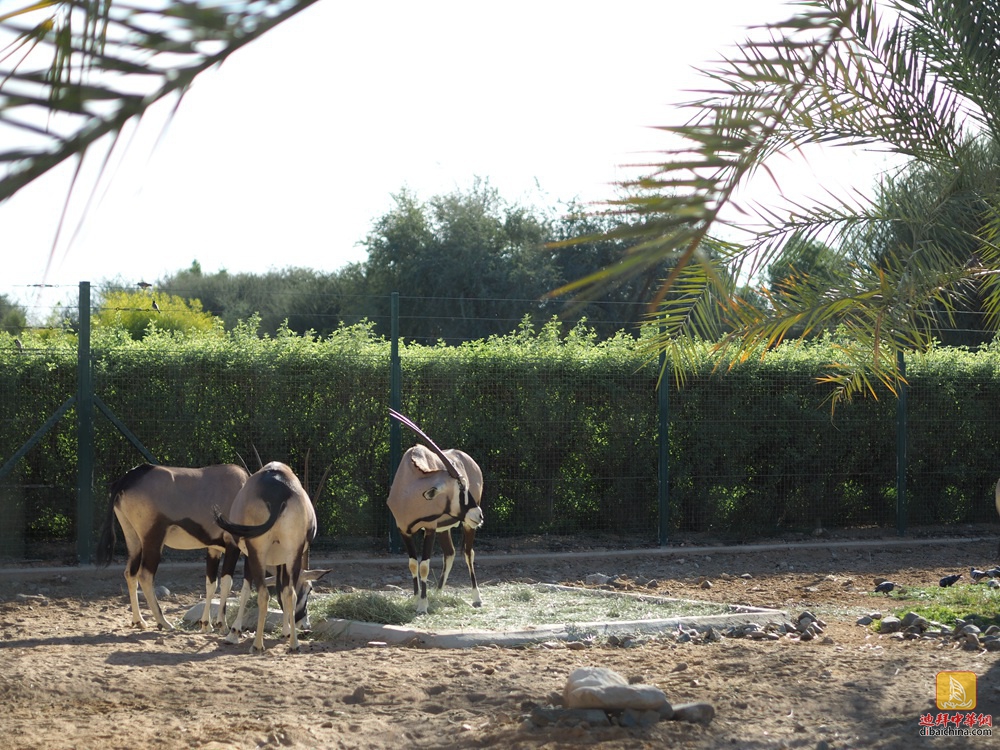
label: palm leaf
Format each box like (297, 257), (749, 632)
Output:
(0, 0), (320, 203)
(572, 0), (1000, 401)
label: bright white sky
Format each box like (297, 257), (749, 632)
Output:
(2, 0), (898, 320)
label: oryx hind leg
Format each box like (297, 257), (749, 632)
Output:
(278, 567), (300, 652)
(223, 579), (252, 645)
(200, 549), (223, 632)
(124, 553), (147, 629)
(252, 577), (270, 654)
(215, 546), (241, 634)
(136, 555), (172, 630)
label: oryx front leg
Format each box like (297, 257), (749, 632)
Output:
(463, 526), (481, 608)
(401, 533), (423, 610)
(415, 530), (436, 614)
(436, 529), (456, 592)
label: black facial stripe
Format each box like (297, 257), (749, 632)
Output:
(406, 512), (462, 535)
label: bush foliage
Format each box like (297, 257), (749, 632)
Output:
(1, 321), (999, 560)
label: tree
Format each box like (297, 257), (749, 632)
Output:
(566, 0), (1000, 403)
(360, 182), (555, 342)
(94, 289), (218, 339)
(858, 135), (1000, 348)
(0, 293), (27, 335)
(156, 264), (355, 337)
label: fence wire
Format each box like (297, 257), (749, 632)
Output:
(1, 287), (999, 564)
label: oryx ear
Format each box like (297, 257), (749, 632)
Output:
(410, 445), (445, 474)
(302, 569), (332, 582)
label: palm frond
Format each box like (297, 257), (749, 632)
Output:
(0, 0), (320, 203)
(562, 0), (1000, 402)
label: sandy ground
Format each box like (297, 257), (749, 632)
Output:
(2, 531), (1000, 750)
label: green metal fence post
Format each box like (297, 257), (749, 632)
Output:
(76, 281), (95, 564)
(658, 344), (670, 546)
(388, 291), (402, 553)
(896, 348), (907, 536)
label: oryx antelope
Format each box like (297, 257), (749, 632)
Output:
(387, 409), (484, 614)
(96, 463), (250, 631)
(214, 461), (328, 652)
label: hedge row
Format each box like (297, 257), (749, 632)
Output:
(1, 320), (999, 560)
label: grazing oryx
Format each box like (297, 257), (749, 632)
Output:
(96, 463), (250, 631)
(214, 461), (327, 652)
(387, 409), (484, 614)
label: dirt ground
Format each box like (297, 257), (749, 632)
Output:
(2, 530), (1000, 750)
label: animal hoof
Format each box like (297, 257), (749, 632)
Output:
(472, 601), (482, 608)
(223, 631), (241, 645)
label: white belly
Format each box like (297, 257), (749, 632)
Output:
(163, 527), (218, 551)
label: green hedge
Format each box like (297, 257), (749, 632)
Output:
(1, 320), (999, 561)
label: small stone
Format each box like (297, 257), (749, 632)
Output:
(700, 580), (713, 589)
(900, 612), (929, 631)
(879, 616), (902, 634)
(342, 686), (366, 704)
(856, 615), (874, 626)
(671, 702), (715, 724)
(563, 667), (667, 711)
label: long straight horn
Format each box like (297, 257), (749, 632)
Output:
(389, 408), (463, 483)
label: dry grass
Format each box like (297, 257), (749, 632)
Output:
(311, 582), (731, 631)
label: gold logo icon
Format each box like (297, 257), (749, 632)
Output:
(937, 671), (976, 710)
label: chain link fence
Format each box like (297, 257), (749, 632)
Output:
(1, 284), (999, 564)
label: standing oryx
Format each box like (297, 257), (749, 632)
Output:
(387, 409), (484, 614)
(96, 463), (250, 631)
(214, 461), (328, 652)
